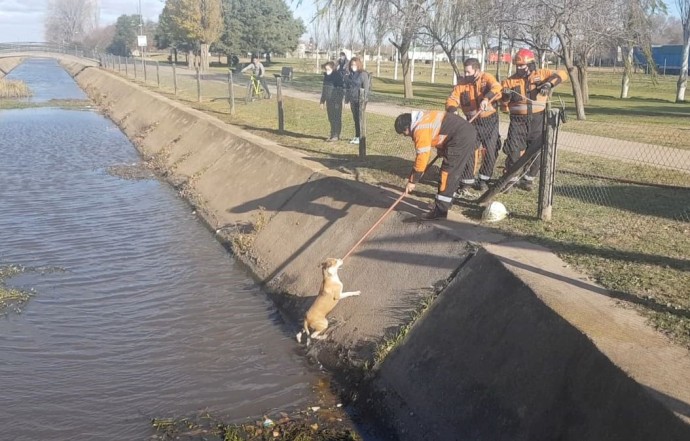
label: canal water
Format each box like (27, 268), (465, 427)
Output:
(0, 59), (331, 440)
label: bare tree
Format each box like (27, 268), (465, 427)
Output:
(371, 1), (393, 76)
(676, 0), (690, 102)
(45, 0), (96, 44)
(387, 0), (425, 98)
(420, 0), (476, 79)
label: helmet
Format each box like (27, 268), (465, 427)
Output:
(513, 49), (536, 66)
(482, 201), (508, 222)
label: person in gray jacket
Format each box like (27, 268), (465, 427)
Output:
(344, 57), (369, 145)
(241, 55), (271, 99)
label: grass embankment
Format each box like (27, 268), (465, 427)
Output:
(118, 62), (689, 349)
(0, 78), (30, 98)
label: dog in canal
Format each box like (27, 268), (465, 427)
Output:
(296, 258), (360, 345)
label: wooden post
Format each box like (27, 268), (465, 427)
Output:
(156, 61), (160, 87)
(276, 75), (284, 133)
(228, 70), (236, 115)
(196, 67), (202, 102)
(538, 102), (560, 221)
(358, 87), (367, 159)
(172, 62), (177, 95)
(143, 58), (147, 83)
(133, 56), (137, 79)
(125, 57), (128, 76)
(118, 56), (121, 72)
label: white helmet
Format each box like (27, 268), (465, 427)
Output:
(482, 201), (508, 222)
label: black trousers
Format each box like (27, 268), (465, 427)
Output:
(327, 88), (344, 138)
(475, 113), (500, 181)
(435, 132), (476, 213)
(350, 102), (362, 137)
(504, 113), (544, 178)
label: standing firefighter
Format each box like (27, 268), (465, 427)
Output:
(500, 48), (567, 190)
(446, 58), (503, 193)
(395, 111), (477, 221)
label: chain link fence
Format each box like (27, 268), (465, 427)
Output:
(97, 56), (689, 225)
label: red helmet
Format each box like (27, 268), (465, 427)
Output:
(514, 48), (536, 66)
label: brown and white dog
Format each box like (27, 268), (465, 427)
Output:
(296, 258), (360, 344)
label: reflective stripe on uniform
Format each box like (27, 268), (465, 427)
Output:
(416, 147), (432, 153)
(436, 194), (453, 203)
(523, 175), (536, 181)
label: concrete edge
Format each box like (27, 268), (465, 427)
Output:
(43, 55), (690, 438)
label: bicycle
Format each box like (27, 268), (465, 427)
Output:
(245, 74), (269, 104)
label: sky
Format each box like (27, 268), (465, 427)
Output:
(0, 0), (317, 43)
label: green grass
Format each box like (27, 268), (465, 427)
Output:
(118, 63), (690, 349)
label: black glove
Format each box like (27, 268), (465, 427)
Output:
(502, 87), (512, 100)
(539, 82), (552, 95)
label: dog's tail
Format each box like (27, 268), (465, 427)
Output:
(295, 319), (310, 344)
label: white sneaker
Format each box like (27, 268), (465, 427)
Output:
(349, 137), (360, 144)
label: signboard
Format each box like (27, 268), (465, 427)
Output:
(137, 35), (147, 48)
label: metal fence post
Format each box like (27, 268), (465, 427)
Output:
(538, 101), (560, 221)
(276, 75), (284, 133)
(196, 67), (202, 102)
(134, 56), (137, 79)
(156, 61), (160, 87)
(118, 56), (121, 72)
(125, 57), (128, 76)
(172, 62), (177, 95)
(228, 70), (236, 115)
(358, 87), (367, 159)
(143, 58), (147, 83)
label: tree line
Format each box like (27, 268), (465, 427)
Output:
(309, 0), (690, 118)
(44, 0), (690, 119)
(44, 0), (305, 71)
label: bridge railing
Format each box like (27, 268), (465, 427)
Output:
(0, 42), (98, 60)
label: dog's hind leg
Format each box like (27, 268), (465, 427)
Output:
(310, 318), (329, 341)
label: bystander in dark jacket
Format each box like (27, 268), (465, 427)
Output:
(344, 57), (370, 144)
(320, 61), (345, 141)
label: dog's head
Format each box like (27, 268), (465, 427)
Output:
(320, 258), (343, 275)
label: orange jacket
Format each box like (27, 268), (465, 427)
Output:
(500, 69), (568, 115)
(410, 111), (446, 177)
(446, 71), (502, 118)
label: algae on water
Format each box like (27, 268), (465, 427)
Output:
(0, 265), (32, 314)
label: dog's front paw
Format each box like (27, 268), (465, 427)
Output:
(353, 291), (361, 296)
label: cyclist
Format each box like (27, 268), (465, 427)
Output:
(241, 55), (271, 99)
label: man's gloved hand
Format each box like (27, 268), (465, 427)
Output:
(405, 181), (416, 194)
(479, 99), (489, 111)
(502, 87), (512, 99)
(539, 82), (552, 95)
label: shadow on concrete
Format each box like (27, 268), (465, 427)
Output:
(375, 249), (690, 441)
(555, 184), (690, 222)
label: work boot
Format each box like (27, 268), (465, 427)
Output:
(453, 184), (473, 199)
(326, 136), (339, 142)
(517, 179), (534, 191)
(419, 207), (448, 221)
(349, 137), (360, 144)
(474, 180), (489, 192)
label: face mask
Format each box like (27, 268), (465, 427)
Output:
(351, 66), (358, 72)
(325, 69), (333, 75)
(516, 66), (529, 78)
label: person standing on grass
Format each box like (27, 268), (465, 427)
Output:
(500, 48), (567, 191)
(336, 52), (349, 80)
(446, 58), (503, 195)
(320, 61), (345, 142)
(394, 110), (477, 221)
(344, 57), (370, 145)
(241, 55), (271, 99)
